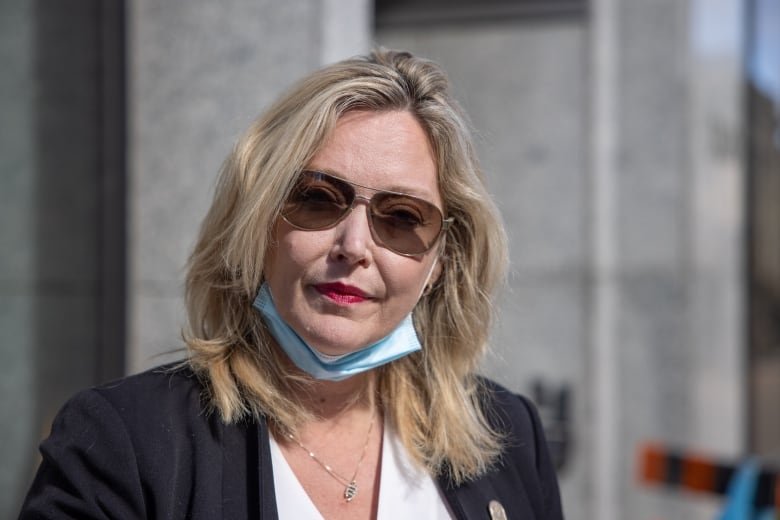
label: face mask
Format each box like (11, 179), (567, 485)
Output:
(252, 282), (423, 381)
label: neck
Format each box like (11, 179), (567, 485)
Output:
(270, 338), (380, 422)
(293, 370), (376, 421)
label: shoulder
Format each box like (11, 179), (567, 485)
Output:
(457, 377), (564, 519)
(60, 362), (218, 456)
(43, 362), (212, 460)
(477, 378), (544, 444)
(94, 361), (203, 400)
(21, 363), (231, 519)
(476, 378), (551, 479)
(86, 362), (206, 417)
(47, 363), (207, 441)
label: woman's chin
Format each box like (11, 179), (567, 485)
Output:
(299, 318), (389, 355)
(307, 337), (371, 356)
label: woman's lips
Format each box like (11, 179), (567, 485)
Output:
(314, 282), (369, 304)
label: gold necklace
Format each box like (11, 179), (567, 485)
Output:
(286, 411), (375, 502)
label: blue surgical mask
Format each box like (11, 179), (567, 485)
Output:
(252, 282), (423, 381)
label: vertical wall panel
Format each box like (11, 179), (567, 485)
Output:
(0, 1), (126, 515)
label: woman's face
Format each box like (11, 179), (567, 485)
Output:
(264, 110), (443, 356)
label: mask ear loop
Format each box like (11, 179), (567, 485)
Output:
(417, 235), (447, 301)
(419, 261), (438, 299)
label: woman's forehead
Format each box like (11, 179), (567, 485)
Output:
(307, 110), (442, 204)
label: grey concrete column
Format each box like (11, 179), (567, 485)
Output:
(0, 4), (37, 517)
(375, 16), (589, 516)
(602, 0), (746, 517)
(588, 0), (620, 517)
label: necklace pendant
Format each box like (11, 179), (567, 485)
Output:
(344, 481), (357, 502)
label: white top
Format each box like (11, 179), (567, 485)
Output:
(269, 420), (455, 519)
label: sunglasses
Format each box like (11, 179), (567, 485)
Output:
(281, 170), (453, 256)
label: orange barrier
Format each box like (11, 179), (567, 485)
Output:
(775, 476), (780, 511)
(637, 442), (780, 510)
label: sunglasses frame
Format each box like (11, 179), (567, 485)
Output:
(281, 170), (453, 256)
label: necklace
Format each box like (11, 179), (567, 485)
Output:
(286, 410), (376, 502)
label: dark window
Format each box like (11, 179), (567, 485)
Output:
(375, 0), (586, 27)
(746, 0), (780, 455)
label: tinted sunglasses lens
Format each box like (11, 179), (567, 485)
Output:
(370, 193), (443, 255)
(282, 172), (354, 229)
(282, 171), (446, 255)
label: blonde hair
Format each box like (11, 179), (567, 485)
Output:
(184, 48), (509, 483)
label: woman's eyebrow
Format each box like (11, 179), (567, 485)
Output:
(304, 166), (440, 201)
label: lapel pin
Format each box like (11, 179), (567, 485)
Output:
(488, 499), (507, 520)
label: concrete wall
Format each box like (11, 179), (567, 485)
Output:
(610, 0), (745, 516)
(377, 0), (746, 518)
(375, 18), (590, 513)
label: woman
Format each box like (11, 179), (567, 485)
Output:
(21, 49), (563, 519)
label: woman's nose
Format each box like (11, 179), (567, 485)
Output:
(330, 203), (373, 265)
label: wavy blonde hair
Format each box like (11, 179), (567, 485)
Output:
(184, 48), (509, 483)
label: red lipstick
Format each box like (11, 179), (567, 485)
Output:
(314, 282), (369, 304)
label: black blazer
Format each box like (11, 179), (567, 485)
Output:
(20, 365), (563, 519)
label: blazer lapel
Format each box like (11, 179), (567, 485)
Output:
(438, 471), (532, 520)
(256, 417), (280, 519)
(221, 417), (279, 520)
